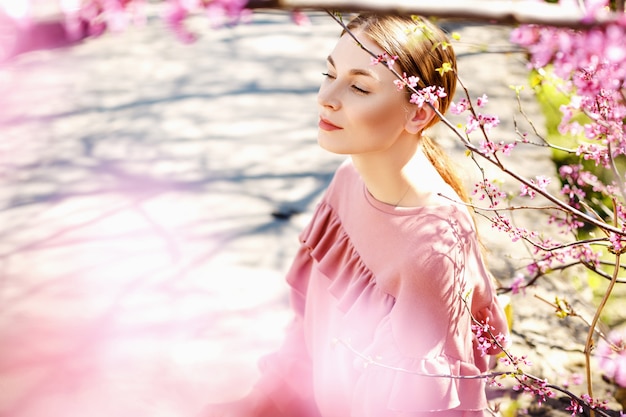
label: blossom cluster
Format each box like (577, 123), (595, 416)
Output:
(566, 394), (610, 417)
(450, 96), (501, 134)
(478, 139), (516, 158)
(490, 216), (531, 243)
(510, 0), (626, 238)
(370, 53), (399, 70)
(409, 86), (447, 108)
(385, 68), (447, 108)
(471, 317), (510, 357)
(472, 178), (507, 207)
(392, 73), (420, 91)
(513, 376), (556, 406)
(519, 175), (551, 199)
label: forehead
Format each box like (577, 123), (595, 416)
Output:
(330, 30), (398, 80)
(330, 31), (388, 69)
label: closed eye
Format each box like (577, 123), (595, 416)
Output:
(322, 72), (369, 95)
(351, 85), (369, 94)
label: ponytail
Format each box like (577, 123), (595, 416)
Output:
(421, 135), (469, 204)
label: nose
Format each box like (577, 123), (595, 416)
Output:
(317, 81), (341, 110)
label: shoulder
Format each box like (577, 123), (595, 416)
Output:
(372, 204), (478, 292)
(402, 204), (475, 246)
(400, 205), (479, 273)
(332, 158), (358, 184)
(400, 208), (484, 297)
(323, 158), (361, 206)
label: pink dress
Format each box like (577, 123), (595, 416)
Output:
(255, 160), (509, 417)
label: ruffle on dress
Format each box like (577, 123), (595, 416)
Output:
(352, 315), (488, 413)
(293, 201), (395, 314)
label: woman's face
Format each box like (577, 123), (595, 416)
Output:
(317, 30), (413, 155)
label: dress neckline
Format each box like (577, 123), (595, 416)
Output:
(362, 183), (451, 216)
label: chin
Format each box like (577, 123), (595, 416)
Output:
(317, 135), (351, 155)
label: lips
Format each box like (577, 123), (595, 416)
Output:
(319, 117), (342, 131)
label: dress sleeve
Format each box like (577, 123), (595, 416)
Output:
(349, 211), (509, 416)
(467, 232), (511, 360)
(472, 290), (511, 355)
(252, 245), (321, 417)
(253, 168), (347, 417)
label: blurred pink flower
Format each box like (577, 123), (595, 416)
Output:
(596, 329), (626, 387)
(510, 274), (526, 295)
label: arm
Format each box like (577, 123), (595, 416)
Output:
(200, 244), (319, 417)
(468, 241), (511, 357)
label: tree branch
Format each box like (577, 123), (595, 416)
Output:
(247, 0), (621, 28)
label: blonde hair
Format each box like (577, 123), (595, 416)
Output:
(345, 14), (469, 204)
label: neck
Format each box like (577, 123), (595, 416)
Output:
(351, 136), (449, 208)
(351, 135), (420, 207)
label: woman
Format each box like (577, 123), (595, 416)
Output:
(207, 13), (510, 417)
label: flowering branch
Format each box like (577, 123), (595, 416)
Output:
(451, 79), (626, 237)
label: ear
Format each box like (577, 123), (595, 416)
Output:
(404, 101), (438, 135)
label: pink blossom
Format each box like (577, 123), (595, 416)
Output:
(479, 140), (516, 157)
(510, 274), (526, 295)
(473, 179), (507, 207)
(500, 354), (532, 368)
(370, 53), (398, 69)
(466, 113), (500, 133)
(595, 329), (626, 387)
(478, 113), (500, 132)
(476, 94), (488, 107)
(565, 398), (583, 416)
(163, 0), (197, 43)
(520, 175), (550, 200)
(570, 373), (584, 386)
(409, 86), (446, 108)
(479, 140), (496, 156)
(393, 73), (420, 91)
(519, 184), (535, 199)
(527, 262), (540, 276)
(450, 98), (470, 115)
(385, 55), (399, 69)
(103, 0), (129, 32)
(609, 233), (626, 257)
(290, 10), (310, 26)
(572, 243), (600, 267)
(471, 317), (509, 357)
(407, 76), (420, 88)
(465, 116), (480, 134)
(206, 0), (251, 28)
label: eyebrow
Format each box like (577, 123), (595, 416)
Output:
(327, 55), (379, 80)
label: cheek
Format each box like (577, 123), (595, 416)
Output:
(355, 99), (407, 137)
